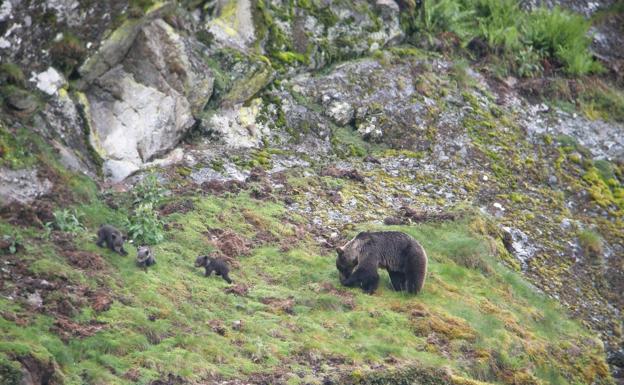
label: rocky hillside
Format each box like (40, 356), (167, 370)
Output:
(1, 0), (623, 384)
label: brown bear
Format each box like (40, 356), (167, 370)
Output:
(96, 224), (128, 256)
(336, 231), (428, 294)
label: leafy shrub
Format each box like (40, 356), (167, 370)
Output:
(421, 0), (476, 40)
(0, 63), (25, 86)
(523, 7), (601, 75)
(126, 203), (164, 245)
(132, 174), (166, 206)
(50, 208), (85, 234)
(1, 232), (23, 254)
(414, 0), (601, 76)
(578, 229), (603, 260)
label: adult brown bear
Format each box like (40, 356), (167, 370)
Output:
(336, 231), (428, 294)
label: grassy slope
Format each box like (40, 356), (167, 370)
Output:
(0, 178), (612, 385)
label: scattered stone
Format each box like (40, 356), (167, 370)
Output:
(26, 291), (43, 309)
(501, 226), (537, 270)
(231, 319), (243, 331)
(30, 67), (66, 95)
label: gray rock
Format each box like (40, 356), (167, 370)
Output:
(4, 89), (38, 113)
(26, 291), (43, 309)
(501, 226), (537, 270)
(83, 17), (214, 181)
(206, 0), (256, 51)
(30, 67), (66, 95)
(201, 99), (269, 148)
(0, 168), (53, 205)
(327, 100), (354, 126)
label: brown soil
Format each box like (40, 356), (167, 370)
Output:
(261, 296), (295, 315)
(0, 199), (54, 228)
(64, 250), (106, 270)
(159, 199), (195, 216)
(208, 319), (227, 336)
(149, 374), (188, 385)
(246, 167), (268, 182)
(201, 179), (246, 195)
(15, 354), (62, 385)
(223, 283), (249, 296)
(320, 166), (365, 182)
(205, 228), (252, 258)
(91, 289), (113, 312)
(317, 282), (356, 310)
(52, 316), (106, 341)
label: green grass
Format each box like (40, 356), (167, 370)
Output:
(0, 186), (612, 385)
(414, 0), (601, 76)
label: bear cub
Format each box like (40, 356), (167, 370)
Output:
(96, 224), (128, 256)
(195, 254), (232, 284)
(136, 246), (156, 268)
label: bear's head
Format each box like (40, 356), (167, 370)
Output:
(335, 238), (362, 280)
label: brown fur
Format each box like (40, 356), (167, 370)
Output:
(336, 231), (428, 294)
(195, 255), (232, 284)
(96, 224), (128, 256)
(136, 246), (156, 268)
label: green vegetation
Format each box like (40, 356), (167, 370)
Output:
(49, 208), (86, 235)
(578, 229), (603, 260)
(0, 63), (25, 87)
(415, 0), (601, 75)
(0, 180), (612, 384)
(126, 202), (165, 245)
(126, 175), (166, 245)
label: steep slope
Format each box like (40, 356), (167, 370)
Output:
(1, 0), (623, 384)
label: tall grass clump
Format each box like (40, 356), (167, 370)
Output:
(414, 0), (601, 76)
(524, 6), (602, 75)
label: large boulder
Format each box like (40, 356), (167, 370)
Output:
(83, 17), (214, 181)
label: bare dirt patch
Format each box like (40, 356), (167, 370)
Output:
(0, 200), (54, 228)
(223, 283), (249, 296)
(159, 199), (194, 216)
(320, 166), (365, 182)
(201, 180), (246, 195)
(52, 316), (106, 341)
(205, 228), (252, 259)
(64, 250), (106, 270)
(261, 296), (295, 315)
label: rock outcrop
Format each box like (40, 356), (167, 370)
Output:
(81, 16), (214, 181)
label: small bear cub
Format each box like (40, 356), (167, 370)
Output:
(195, 254), (232, 284)
(136, 246), (156, 268)
(96, 224), (128, 256)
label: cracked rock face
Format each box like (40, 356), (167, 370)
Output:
(0, 168), (53, 205)
(84, 18), (214, 182)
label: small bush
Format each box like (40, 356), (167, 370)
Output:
(578, 229), (603, 260)
(126, 203), (164, 245)
(49, 32), (86, 76)
(132, 174), (166, 206)
(50, 208), (86, 234)
(524, 7), (602, 75)
(0, 63), (25, 86)
(414, 0), (601, 76)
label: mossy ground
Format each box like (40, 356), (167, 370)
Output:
(0, 166), (613, 384)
